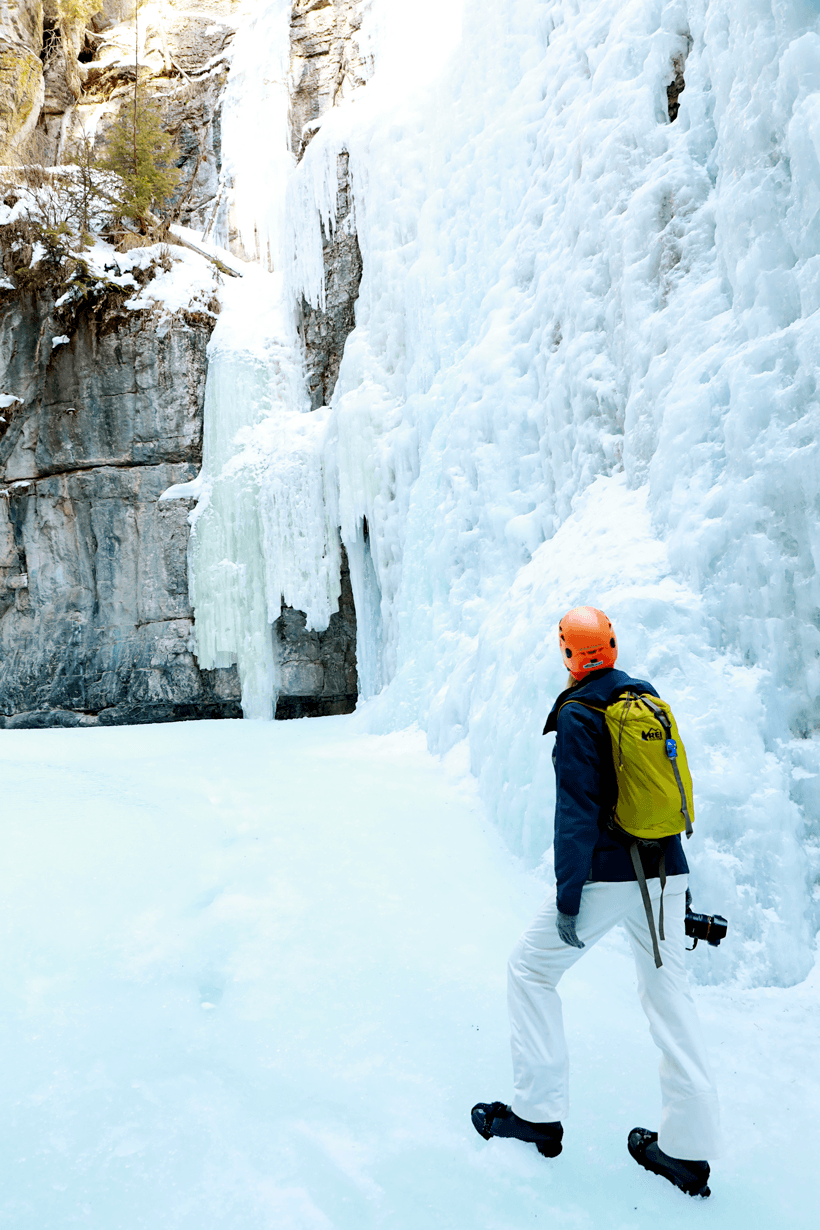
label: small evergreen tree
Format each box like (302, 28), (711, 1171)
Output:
(100, 87), (180, 231)
(97, 4), (180, 233)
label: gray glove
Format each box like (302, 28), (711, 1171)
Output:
(556, 911), (585, 948)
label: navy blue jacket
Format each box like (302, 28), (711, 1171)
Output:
(543, 667), (689, 916)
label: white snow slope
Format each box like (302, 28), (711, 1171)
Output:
(3, 720), (818, 1228)
(182, 0), (820, 988)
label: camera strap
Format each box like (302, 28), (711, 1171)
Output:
(629, 841), (667, 969)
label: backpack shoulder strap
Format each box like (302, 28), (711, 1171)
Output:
(558, 686), (650, 716)
(555, 696), (606, 719)
(639, 695), (694, 838)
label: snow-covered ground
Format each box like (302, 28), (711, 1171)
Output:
(2, 719), (817, 1228)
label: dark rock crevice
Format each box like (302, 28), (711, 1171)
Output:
(272, 1), (371, 720)
(666, 37), (692, 123)
(274, 542), (358, 719)
(300, 150), (363, 411)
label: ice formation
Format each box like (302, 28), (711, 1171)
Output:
(169, 2), (344, 719)
(184, 0), (820, 986)
(166, 264), (341, 719)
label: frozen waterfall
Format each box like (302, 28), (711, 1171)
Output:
(166, 2), (345, 720)
(180, 0), (820, 987)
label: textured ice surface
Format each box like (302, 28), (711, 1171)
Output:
(304, 0), (820, 985)
(207, 0), (294, 266)
(171, 1), (348, 719)
(189, 0), (820, 984)
(164, 267), (340, 720)
(3, 720), (819, 1228)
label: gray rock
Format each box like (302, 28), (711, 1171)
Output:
(36, 310), (208, 475)
(0, 464), (241, 726)
(160, 11), (234, 74)
(274, 542), (358, 718)
(289, 0), (371, 159)
(159, 68), (228, 233)
(300, 150), (362, 411)
(0, 35), (44, 163)
(287, 6), (369, 411)
(0, 254), (241, 728)
(0, 0), (42, 51)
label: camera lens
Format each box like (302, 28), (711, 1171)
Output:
(685, 909), (728, 948)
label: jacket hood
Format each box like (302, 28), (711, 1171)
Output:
(542, 667), (658, 735)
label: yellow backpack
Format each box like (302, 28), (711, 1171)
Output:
(559, 689), (694, 967)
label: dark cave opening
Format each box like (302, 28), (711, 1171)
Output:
(273, 542), (359, 720)
(667, 53), (688, 123)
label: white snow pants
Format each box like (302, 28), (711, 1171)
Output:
(507, 875), (721, 1160)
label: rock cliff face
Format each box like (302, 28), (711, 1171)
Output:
(289, 0), (370, 159)
(70, 1), (237, 234)
(274, 545), (358, 718)
(268, 0), (370, 716)
(0, 4), (245, 728)
(290, 1), (368, 413)
(0, 238), (241, 727)
(300, 150), (362, 412)
(2, 0), (237, 224)
(0, 0), (44, 162)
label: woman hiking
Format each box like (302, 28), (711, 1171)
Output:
(471, 606), (721, 1198)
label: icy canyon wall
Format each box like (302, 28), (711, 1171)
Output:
(3, 0), (819, 985)
(207, 0), (819, 987)
(183, 0), (369, 719)
(0, 0), (361, 725)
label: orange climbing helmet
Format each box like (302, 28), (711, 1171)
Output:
(558, 606), (617, 680)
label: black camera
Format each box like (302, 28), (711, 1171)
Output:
(685, 891), (728, 950)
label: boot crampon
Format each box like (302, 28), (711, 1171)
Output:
(628, 1127), (711, 1198)
(471, 1102), (563, 1158)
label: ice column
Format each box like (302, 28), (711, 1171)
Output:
(177, 1), (342, 719)
(206, 0), (294, 265)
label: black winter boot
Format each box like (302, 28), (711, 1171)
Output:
(628, 1127), (711, 1197)
(471, 1102), (563, 1157)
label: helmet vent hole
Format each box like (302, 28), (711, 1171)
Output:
(610, 638), (616, 648)
(565, 648), (572, 658)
